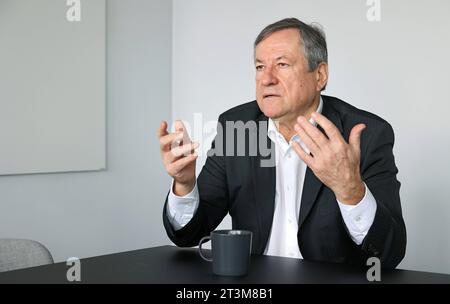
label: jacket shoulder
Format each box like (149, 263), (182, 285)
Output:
(323, 95), (391, 128)
(218, 101), (262, 122)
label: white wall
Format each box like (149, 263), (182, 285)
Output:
(172, 0), (450, 274)
(0, 0), (172, 262)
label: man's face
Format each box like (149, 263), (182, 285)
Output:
(255, 28), (322, 122)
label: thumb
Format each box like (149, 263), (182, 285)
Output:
(349, 124), (366, 151)
(158, 121), (168, 138)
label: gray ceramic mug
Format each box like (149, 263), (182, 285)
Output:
(198, 230), (253, 276)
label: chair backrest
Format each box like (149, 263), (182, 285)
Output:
(0, 239), (54, 273)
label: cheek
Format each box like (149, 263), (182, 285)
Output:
(255, 80), (263, 94)
(283, 77), (304, 98)
(255, 83), (261, 93)
(290, 76), (315, 97)
(302, 74), (318, 90)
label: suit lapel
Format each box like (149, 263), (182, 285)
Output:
(298, 96), (344, 228)
(298, 167), (323, 228)
(251, 113), (276, 254)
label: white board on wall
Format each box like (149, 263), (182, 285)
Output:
(0, 0), (105, 175)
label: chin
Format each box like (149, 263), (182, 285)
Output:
(263, 104), (284, 119)
(257, 100), (282, 119)
(262, 108), (283, 120)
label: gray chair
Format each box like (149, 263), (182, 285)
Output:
(0, 239), (53, 272)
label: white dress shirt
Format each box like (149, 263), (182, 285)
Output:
(166, 97), (377, 259)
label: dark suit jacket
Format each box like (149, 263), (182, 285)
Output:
(163, 95), (407, 269)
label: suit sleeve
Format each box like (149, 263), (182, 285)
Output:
(360, 122), (407, 269)
(162, 115), (230, 247)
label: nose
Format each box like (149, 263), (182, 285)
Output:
(261, 66), (278, 86)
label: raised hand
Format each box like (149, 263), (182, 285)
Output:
(158, 120), (198, 196)
(292, 112), (366, 205)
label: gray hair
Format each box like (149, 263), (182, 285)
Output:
(254, 18), (328, 73)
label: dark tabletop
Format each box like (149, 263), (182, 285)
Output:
(0, 245), (449, 284)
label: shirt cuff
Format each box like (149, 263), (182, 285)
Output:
(337, 183), (377, 245)
(166, 180), (199, 231)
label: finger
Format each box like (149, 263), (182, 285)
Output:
(158, 121), (168, 138)
(174, 120), (185, 132)
(160, 132), (184, 151)
(294, 123), (321, 155)
(292, 141), (314, 167)
(311, 112), (343, 142)
(296, 116), (328, 148)
(349, 124), (366, 151)
(169, 153), (198, 176)
(174, 120), (191, 144)
(170, 142), (199, 159)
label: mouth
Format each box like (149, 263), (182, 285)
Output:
(263, 94), (281, 99)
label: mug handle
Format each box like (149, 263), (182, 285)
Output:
(198, 236), (212, 262)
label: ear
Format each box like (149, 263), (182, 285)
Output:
(315, 62), (329, 91)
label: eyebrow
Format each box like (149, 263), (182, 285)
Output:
(255, 56), (290, 64)
(275, 56), (289, 61)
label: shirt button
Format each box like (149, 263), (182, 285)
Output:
(287, 186), (290, 191)
(288, 219), (292, 224)
(355, 216), (361, 222)
(287, 153), (292, 158)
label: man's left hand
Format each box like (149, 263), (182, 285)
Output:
(292, 112), (366, 206)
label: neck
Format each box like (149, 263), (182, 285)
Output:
(276, 95), (320, 142)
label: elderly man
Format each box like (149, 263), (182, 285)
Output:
(158, 18), (406, 268)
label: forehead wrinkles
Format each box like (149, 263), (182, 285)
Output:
(255, 41), (301, 63)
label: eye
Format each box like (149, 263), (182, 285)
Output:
(278, 62), (289, 68)
(256, 65), (265, 71)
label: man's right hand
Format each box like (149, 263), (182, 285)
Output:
(158, 120), (198, 196)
